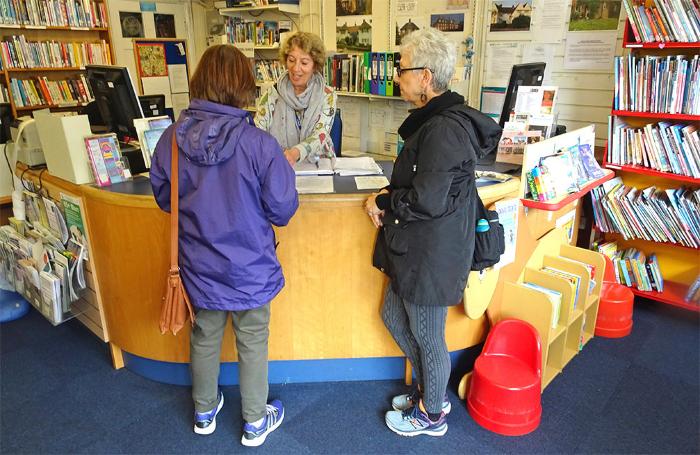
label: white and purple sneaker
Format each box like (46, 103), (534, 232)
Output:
(241, 399), (285, 447)
(193, 392), (224, 435)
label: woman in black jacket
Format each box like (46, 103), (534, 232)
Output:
(365, 28), (502, 437)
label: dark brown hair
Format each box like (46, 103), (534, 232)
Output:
(189, 44), (256, 108)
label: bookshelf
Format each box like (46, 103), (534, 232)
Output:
(0, 0), (113, 119)
(600, 18), (700, 311)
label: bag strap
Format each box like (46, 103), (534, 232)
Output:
(170, 132), (179, 271)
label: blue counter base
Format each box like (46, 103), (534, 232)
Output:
(122, 348), (478, 385)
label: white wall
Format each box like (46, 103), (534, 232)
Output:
(473, 0), (624, 147)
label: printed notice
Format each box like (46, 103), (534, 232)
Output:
(355, 176), (390, 190)
(563, 31), (616, 71)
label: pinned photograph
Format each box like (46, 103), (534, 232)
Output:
(489, 0), (533, 32)
(430, 13), (464, 32)
(120, 11), (144, 38)
(395, 18), (420, 46)
(155, 14), (176, 38)
(336, 0), (372, 16)
(337, 15), (372, 52)
(568, 0), (622, 31)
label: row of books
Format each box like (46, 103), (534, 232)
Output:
(254, 59), (283, 83)
(686, 274), (700, 302)
(524, 142), (605, 202)
(591, 176), (700, 248)
(0, 0), (108, 28)
(595, 241), (664, 292)
(226, 17), (280, 46)
(622, 0), (700, 43)
(608, 119), (700, 178)
(0, 84), (9, 103)
(10, 74), (93, 107)
(0, 36), (111, 69)
(613, 54), (700, 115)
(324, 52), (402, 97)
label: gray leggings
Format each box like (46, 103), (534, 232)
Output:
(381, 286), (450, 414)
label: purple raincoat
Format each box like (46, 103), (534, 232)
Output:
(150, 99), (298, 311)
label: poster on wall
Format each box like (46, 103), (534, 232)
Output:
(394, 17), (425, 46)
(336, 0), (372, 16)
(447, 0), (469, 8)
(120, 12), (144, 38)
(430, 13), (464, 32)
(155, 14), (176, 38)
(489, 0), (533, 32)
(135, 43), (168, 77)
(568, 0), (621, 31)
(336, 15), (372, 52)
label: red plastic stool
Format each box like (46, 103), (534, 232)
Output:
(595, 256), (634, 338)
(467, 319), (542, 436)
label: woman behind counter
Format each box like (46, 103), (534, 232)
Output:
(150, 45), (298, 447)
(255, 31), (337, 166)
(364, 29), (502, 437)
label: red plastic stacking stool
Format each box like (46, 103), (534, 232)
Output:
(595, 256), (634, 338)
(467, 319), (542, 436)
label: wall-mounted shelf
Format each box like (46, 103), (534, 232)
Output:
(622, 21), (700, 49)
(337, 91), (403, 101)
(603, 162), (700, 185)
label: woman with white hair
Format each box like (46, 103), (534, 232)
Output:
(365, 28), (502, 437)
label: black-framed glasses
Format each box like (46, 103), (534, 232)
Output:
(396, 61), (431, 77)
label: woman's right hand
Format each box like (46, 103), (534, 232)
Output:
(284, 148), (300, 166)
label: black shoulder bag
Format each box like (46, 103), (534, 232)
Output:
(471, 194), (506, 271)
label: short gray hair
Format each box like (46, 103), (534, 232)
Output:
(400, 28), (456, 93)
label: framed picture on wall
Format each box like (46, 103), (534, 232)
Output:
(135, 43), (168, 78)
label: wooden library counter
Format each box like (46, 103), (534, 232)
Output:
(16, 162), (520, 383)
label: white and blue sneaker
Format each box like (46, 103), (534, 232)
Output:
(391, 391), (451, 415)
(385, 404), (448, 437)
(193, 392), (224, 435)
(241, 399), (285, 447)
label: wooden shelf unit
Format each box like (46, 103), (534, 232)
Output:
(499, 243), (605, 390)
(604, 22), (700, 311)
(0, 2), (114, 119)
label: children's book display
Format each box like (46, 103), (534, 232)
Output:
(83, 134), (132, 187)
(523, 137), (605, 203)
(499, 242), (605, 390)
(0, 187), (87, 325)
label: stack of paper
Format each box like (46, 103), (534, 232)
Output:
(332, 157), (383, 176)
(293, 158), (334, 176)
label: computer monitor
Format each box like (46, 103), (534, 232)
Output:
(85, 65), (144, 142)
(477, 62), (546, 169)
(498, 62), (546, 128)
(139, 94), (166, 118)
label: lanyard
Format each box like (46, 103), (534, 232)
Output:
(294, 110), (302, 132)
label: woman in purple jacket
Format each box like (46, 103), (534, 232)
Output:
(150, 45), (298, 447)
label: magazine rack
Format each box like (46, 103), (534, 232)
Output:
(498, 239), (604, 390)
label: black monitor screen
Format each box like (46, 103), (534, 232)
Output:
(85, 65), (143, 141)
(139, 94), (166, 118)
(499, 62), (546, 128)
(478, 62), (546, 167)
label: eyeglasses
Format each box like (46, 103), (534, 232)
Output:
(395, 61), (432, 77)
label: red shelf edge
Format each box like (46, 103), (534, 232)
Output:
(629, 281), (700, 312)
(611, 110), (700, 121)
(622, 20), (700, 49)
(521, 170), (615, 211)
(603, 163), (700, 185)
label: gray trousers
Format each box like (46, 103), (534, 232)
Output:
(190, 303), (270, 423)
(381, 286), (450, 415)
